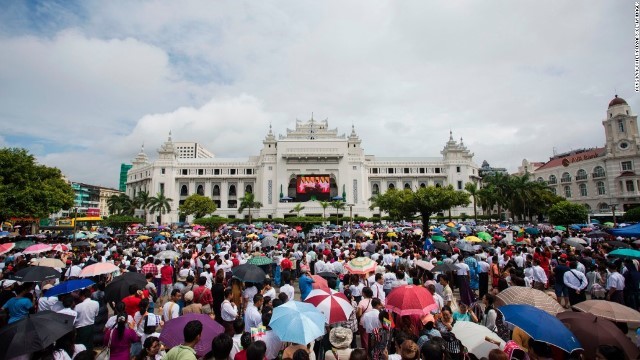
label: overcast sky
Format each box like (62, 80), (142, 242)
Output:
(0, 1), (636, 189)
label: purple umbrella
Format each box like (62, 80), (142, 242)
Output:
(159, 313), (224, 357)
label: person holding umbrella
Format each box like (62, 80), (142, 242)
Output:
(163, 320), (203, 360)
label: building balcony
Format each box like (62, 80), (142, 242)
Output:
(547, 180), (557, 185)
(560, 178), (572, 183)
(592, 173), (606, 179)
(575, 175), (588, 181)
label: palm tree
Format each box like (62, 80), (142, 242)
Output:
(134, 190), (151, 224)
(319, 201), (330, 220)
(290, 203), (305, 217)
(149, 193), (173, 225)
(464, 182), (479, 221)
(330, 200), (346, 225)
(238, 192), (262, 224)
(107, 194), (121, 215)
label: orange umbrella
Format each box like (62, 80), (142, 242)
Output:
(311, 275), (329, 290)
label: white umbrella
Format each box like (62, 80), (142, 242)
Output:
(451, 322), (505, 358)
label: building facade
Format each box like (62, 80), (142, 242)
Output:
(174, 141), (215, 159)
(126, 118), (480, 224)
(119, 164), (132, 192)
(529, 95), (640, 217)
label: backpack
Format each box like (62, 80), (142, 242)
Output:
(143, 315), (157, 335)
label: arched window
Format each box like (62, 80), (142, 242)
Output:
(598, 203), (609, 212)
(550, 187), (556, 195)
(435, 183), (442, 188)
(372, 183), (380, 195)
(579, 183), (587, 197)
(180, 185), (188, 196)
(593, 166), (605, 178)
(561, 172), (571, 182)
(245, 185), (253, 194)
(388, 183), (395, 190)
(536, 177), (544, 183)
(564, 186), (572, 198)
(197, 185), (204, 196)
(597, 181), (606, 195)
(229, 185), (236, 196)
(584, 204), (591, 211)
(404, 183), (411, 189)
(576, 169), (587, 180)
(549, 175), (557, 184)
(420, 183), (426, 188)
(212, 185), (220, 196)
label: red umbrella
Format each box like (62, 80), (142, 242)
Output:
(0, 243), (15, 255)
(304, 288), (354, 324)
(385, 285), (437, 316)
(310, 275), (329, 290)
(51, 244), (69, 252)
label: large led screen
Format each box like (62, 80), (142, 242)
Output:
(296, 175), (330, 194)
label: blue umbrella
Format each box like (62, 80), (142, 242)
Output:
(45, 279), (95, 297)
(499, 304), (582, 353)
(608, 248), (640, 260)
(270, 301), (326, 345)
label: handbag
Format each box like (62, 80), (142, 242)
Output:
(196, 288), (213, 314)
(96, 328), (113, 360)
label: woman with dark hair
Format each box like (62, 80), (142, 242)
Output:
(104, 312), (140, 360)
(246, 340), (267, 360)
(481, 294), (497, 332)
(341, 288), (358, 348)
(106, 302), (134, 329)
(135, 336), (165, 360)
(212, 269), (226, 321)
(53, 330), (86, 360)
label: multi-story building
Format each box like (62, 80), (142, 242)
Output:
(478, 160), (508, 178)
(174, 141), (214, 159)
(99, 187), (124, 217)
(119, 164), (133, 192)
(126, 118), (481, 224)
(529, 95), (640, 217)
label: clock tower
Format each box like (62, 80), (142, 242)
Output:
(602, 95), (640, 158)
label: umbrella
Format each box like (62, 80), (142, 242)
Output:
(73, 241), (91, 247)
(557, 311), (639, 360)
(499, 304), (582, 353)
(431, 235), (447, 242)
(565, 237), (587, 245)
(247, 256), (273, 266)
(432, 242), (452, 252)
(573, 299), (640, 324)
(605, 240), (632, 249)
(607, 248), (640, 260)
(317, 272), (338, 279)
(495, 286), (565, 316)
(79, 262), (119, 277)
(35, 258), (66, 268)
(387, 232), (398, 238)
(564, 239), (585, 250)
(464, 236), (483, 243)
(0, 311), (75, 359)
(22, 243), (52, 255)
(345, 257), (377, 274)
(51, 243), (69, 252)
(155, 250), (181, 260)
(451, 321), (505, 359)
(246, 233), (258, 239)
(137, 235), (151, 240)
(160, 313), (224, 357)
(13, 240), (35, 250)
(554, 225), (567, 231)
(386, 285), (437, 316)
(261, 236), (277, 247)
(45, 279), (95, 297)
(270, 301), (326, 345)
(105, 272), (147, 303)
(603, 222), (615, 227)
(11, 266), (60, 282)
(455, 241), (475, 253)
(0, 243), (15, 255)
(310, 275), (330, 290)
(585, 231), (609, 239)
(414, 260), (434, 271)
(304, 288), (354, 324)
(160, 231), (171, 237)
(524, 227), (540, 235)
(431, 263), (459, 273)
(232, 264), (266, 283)
(476, 232), (492, 241)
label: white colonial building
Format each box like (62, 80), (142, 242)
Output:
(529, 95), (640, 218)
(126, 118), (480, 224)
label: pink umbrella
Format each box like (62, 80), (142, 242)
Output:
(193, 225), (205, 230)
(304, 288), (354, 324)
(23, 244), (52, 255)
(51, 244), (69, 252)
(79, 262), (119, 277)
(310, 275), (330, 290)
(0, 243), (15, 255)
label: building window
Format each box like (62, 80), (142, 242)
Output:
(404, 168), (410, 174)
(548, 175), (557, 184)
(593, 166), (605, 178)
(597, 181), (606, 195)
(372, 183), (380, 195)
(180, 185), (188, 196)
(561, 172), (571, 182)
(161, 168), (166, 174)
(457, 181), (463, 190)
(456, 166), (461, 173)
(353, 166), (357, 170)
(564, 186), (571, 198)
(247, 169), (253, 175)
(537, 177), (544, 183)
(229, 185), (236, 196)
(198, 169), (204, 175)
(618, 120), (625, 132)
(245, 185), (253, 194)
(230, 169), (236, 175)
(626, 180), (635, 192)
(159, 183), (164, 195)
(419, 168), (425, 174)
(268, 166), (272, 171)
(214, 169), (220, 175)
(550, 187), (556, 195)
(599, 203), (609, 212)
(182, 169), (188, 175)
(576, 169), (587, 180)
(420, 183), (426, 188)
(404, 183), (411, 189)
(388, 168), (394, 174)
(371, 168), (378, 174)
(388, 183), (395, 190)
(197, 185), (204, 195)
(622, 161), (633, 171)
(435, 168), (441, 174)
(213, 185), (220, 196)
(579, 183), (587, 197)
(227, 200), (237, 208)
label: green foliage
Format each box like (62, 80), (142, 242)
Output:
(238, 192), (263, 224)
(149, 193), (173, 224)
(318, 201), (331, 218)
(329, 200), (346, 224)
(624, 207), (640, 222)
(289, 204), (306, 217)
(193, 215), (227, 230)
(0, 148), (74, 223)
(102, 215), (144, 231)
(180, 194), (217, 219)
(548, 201), (589, 225)
(134, 190), (151, 221)
(464, 182), (479, 221)
(107, 194), (135, 216)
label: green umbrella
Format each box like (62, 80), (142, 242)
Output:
(247, 256), (273, 266)
(608, 249), (640, 260)
(431, 235), (447, 242)
(14, 240), (35, 250)
(554, 225), (567, 231)
(525, 227), (540, 235)
(477, 232), (492, 241)
(603, 222), (615, 227)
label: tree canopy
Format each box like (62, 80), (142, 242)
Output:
(624, 207), (640, 222)
(179, 194), (217, 219)
(548, 201), (589, 225)
(0, 148), (74, 223)
(238, 192), (262, 224)
(193, 215), (228, 230)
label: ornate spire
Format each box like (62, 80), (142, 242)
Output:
(460, 137), (464, 146)
(449, 130), (453, 141)
(168, 130), (172, 142)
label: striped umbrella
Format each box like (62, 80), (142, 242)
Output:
(304, 288), (354, 324)
(345, 257), (377, 274)
(247, 256), (273, 266)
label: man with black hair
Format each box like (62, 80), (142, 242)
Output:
(229, 319), (245, 360)
(205, 333), (234, 360)
(260, 312), (283, 360)
(164, 319), (203, 360)
(74, 288), (99, 351)
(245, 293), (263, 332)
(163, 289), (182, 322)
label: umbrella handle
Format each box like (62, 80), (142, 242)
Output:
(484, 336), (501, 346)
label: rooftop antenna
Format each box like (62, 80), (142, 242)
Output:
(553, 147), (557, 156)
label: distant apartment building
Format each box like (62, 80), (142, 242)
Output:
(174, 141), (214, 159)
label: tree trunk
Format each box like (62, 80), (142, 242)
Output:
(422, 213), (430, 228)
(473, 198), (477, 222)
(248, 208), (252, 224)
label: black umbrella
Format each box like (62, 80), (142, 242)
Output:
(454, 241), (475, 253)
(317, 272), (338, 279)
(0, 311), (75, 359)
(431, 263), (460, 273)
(432, 242), (452, 252)
(105, 272), (147, 303)
(365, 243), (376, 253)
(232, 264), (266, 283)
(585, 231), (609, 239)
(73, 241), (91, 247)
(605, 240), (632, 249)
(11, 266), (60, 282)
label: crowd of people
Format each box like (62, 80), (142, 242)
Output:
(0, 221), (638, 360)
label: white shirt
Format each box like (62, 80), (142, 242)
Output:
(606, 272), (625, 291)
(431, 293), (444, 314)
(280, 284), (295, 301)
(244, 304), (262, 332)
(162, 301), (180, 322)
(314, 260), (326, 274)
(65, 265), (82, 278)
(243, 286), (258, 306)
(478, 260), (490, 273)
(532, 265), (548, 284)
(362, 309), (381, 333)
(383, 272), (397, 290)
(57, 308), (78, 323)
(371, 282), (385, 303)
(563, 269), (588, 291)
(259, 330), (283, 360)
(53, 344), (86, 360)
(39, 296), (63, 312)
(456, 262), (470, 276)
(221, 299), (238, 321)
(229, 333), (242, 360)
(263, 287), (277, 300)
(74, 298), (99, 327)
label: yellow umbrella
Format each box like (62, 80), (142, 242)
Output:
(160, 232), (171, 237)
(246, 233), (258, 239)
(36, 258), (66, 268)
(464, 236), (483, 243)
(137, 235), (151, 240)
(446, 222), (456, 227)
(387, 232), (398, 238)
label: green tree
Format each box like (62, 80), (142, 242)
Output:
(0, 148), (75, 224)
(179, 194), (217, 219)
(238, 192), (262, 224)
(102, 215), (144, 232)
(134, 190), (151, 222)
(319, 201), (330, 220)
(290, 203), (306, 217)
(412, 185), (470, 226)
(107, 194), (135, 216)
(624, 207), (640, 222)
(464, 182), (479, 221)
(330, 200), (346, 224)
(149, 193), (173, 225)
(372, 189), (415, 221)
(548, 201), (589, 226)
(194, 215), (228, 232)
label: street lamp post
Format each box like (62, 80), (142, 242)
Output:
(611, 203), (618, 227)
(72, 207), (78, 243)
(348, 204), (354, 231)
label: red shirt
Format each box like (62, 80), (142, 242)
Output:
(142, 263), (158, 276)
(193, 286), (213, 306)
(122, 295), (141, 318)
(280, 258), (292, 270)
(161, 265), (174, 285)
